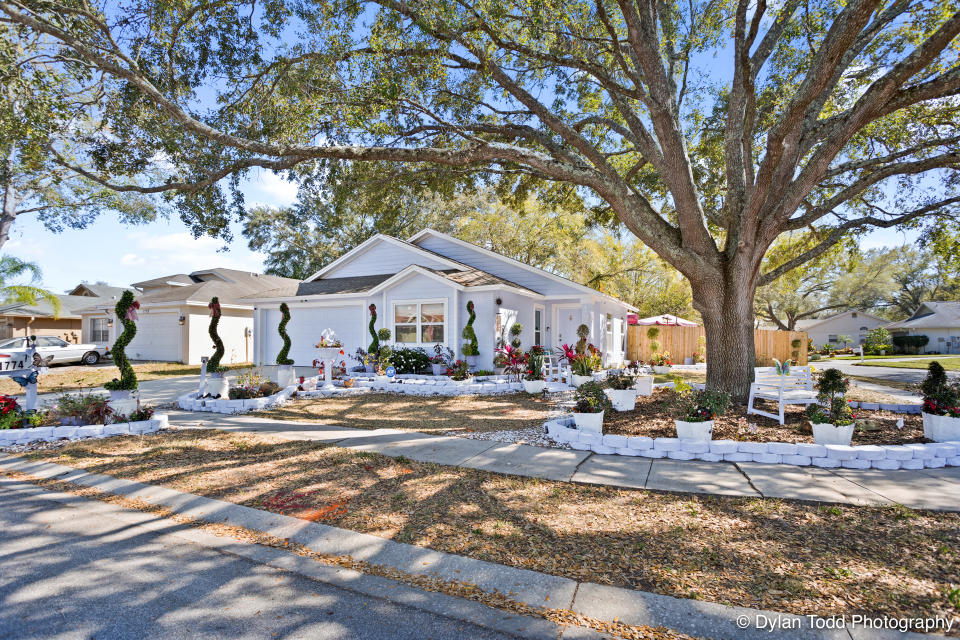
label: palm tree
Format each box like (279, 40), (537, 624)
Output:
(0, 256), (61, 318)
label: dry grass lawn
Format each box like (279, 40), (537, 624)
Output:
(0, 362), (253, 396)
(257, 392), (555, 434)
(27, 430), (960, 623)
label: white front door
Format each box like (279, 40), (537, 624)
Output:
(555, 305), (581, 347)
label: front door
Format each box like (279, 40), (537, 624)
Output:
(555, 306), (581, 348)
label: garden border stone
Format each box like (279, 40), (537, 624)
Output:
(0, 415), (166, 447)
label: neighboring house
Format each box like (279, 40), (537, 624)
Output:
(78, 268), (299, 364)
(0, 283), (130, 343)
(247, 229), (636, 370)
(794, 310), (888, 348)
(886, 301), (960, 354)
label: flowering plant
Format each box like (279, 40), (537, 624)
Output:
(920, 361), (960, 417)
(0, 395), (20, 429)
(676, 389), (730, 422)
(495, 344), (528, 382)
(446, 359), (471, 381)
(572, 381), (611, 414)
(430, 344), (455, 365)
(525, 345), (545, 381)
(650, 351), (672, 367)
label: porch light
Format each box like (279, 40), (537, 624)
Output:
(107, 318), (114, 328)
(178, 315), (186, 326)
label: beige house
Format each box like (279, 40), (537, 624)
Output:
(78, 268), (299, 364)
(0, 283), (129, 343)
(795, 310), (888, 348)
(886, 302), (960, 354)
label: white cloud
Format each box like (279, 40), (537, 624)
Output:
(121, 253), (146, 266)
(247, 169), (299, 207)
(122, 231), (265, 276)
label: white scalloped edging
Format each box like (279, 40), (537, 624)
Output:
(177, 386), (298, 414)
(0, 415), (168, 447)
(544, 416), (960, 470)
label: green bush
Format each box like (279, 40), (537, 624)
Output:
(892, 334), (929, 353)
(276, 302), (294, 365)
(368, 304), (379, 353)
(104, 291), (139, 391)
(574, 381), (611, 414)
(207, 296), (226, 373)
(392, 347), (430, 374)
(676, 389), (730, 422)
(863, 327), (892, 355)
(462, 301), (479, 356)
(808, 368), (853, 425)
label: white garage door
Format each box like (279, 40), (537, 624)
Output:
(263, 305), (364, 366)
(126, 312), (179, 361)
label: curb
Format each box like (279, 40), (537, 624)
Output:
(0, 455), (946, 640)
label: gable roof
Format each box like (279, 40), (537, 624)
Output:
(794, 310), (888, 331)
(408, 228), (636, 309)
(886, 301), (960, 330)
(0, 294), (107, 320)
(304, 234), (468, 282)
(68, 283), (132, 299)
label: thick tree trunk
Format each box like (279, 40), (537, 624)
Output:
(0, 145), (16, 251)
(693, 268), (758, 403)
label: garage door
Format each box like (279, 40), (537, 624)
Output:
(126, 312), (180, 361)
(263, 305), (364, 366)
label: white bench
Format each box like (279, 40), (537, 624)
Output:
(747, 365), (818, 425)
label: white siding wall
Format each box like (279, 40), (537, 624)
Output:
(806, 312), (886, 348)
(258, 303), (365, 367)
(322, 241), (451, 278)
(910, 328), (960, 354)
(187, 308), (253, 365)
(415, 236), (588, 296)
(126, 310), (181, 362)
(384, 273), (458, 352)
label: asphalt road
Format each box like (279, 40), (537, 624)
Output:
(815, 358), (959, 385)
(0, 480), (522, 640)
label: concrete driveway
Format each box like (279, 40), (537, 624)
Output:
(37, 372), (244, 407)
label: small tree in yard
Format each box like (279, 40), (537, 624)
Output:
(104, 290), (138, 391)
(11, 1), (960, 399)
(864, 327), (893, 356)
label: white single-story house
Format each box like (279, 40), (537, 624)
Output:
(247, 229), (637, 371)
(795, 310), (888, 348)
(78, 268), (299, 364)
(886, 301), (960, 354)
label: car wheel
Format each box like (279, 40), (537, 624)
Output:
(82, 351), (101, 365)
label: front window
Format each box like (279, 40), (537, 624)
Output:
(534, 308), (543, 346)
(91, 318), (109, 342)
(828, 334), (838, 343)
(394, 302), (446, 345)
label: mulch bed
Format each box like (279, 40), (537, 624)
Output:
(603, 389), (927, 445)
(25, 430), (960, 625)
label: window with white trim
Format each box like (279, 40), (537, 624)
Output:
(91, 318), (109, 342)
(533, 307), (543, 346)
(393, 301), (445, 345)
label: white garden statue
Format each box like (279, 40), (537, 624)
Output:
(315, 329), (344, 390)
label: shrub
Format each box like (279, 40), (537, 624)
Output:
(377, 327), (391, 342)
(127, 405), (155, 422)
(607, 373), (635, 390)
(809, 353), (822, 361)
(104, 290), (139, 391)
(892, 334), (929, 354)
(461, 301), (479, 356)
(647, 326), (661, 355)
(863, 327), (892, 355)
(509, 322), (522, 349)
(276, 302), (294, 365)
(525, 349), (545, 381)
(207, 297), (226, 374)
(392, 347), (430, 374)
(368, 304), (379, 353)
(676, 389), (730, 422)
(808, 368), (853, 425)
(446, 359), (471, 380)
(575, 323), (590, 354)
(573, 381), (611, 414)
(571, 353), (593, 376)
(920, 361), (960, 417)
(0, 395), (21, 429)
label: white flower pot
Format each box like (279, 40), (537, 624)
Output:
(607, 388), (638, 412)
(431, 363), (447, 376)
(683, 357), (694, 365)
(811, 422), (854, 446)
(571, 374), (593, 388)
(207, 373), (230, 399)
(523, 379), (546, 394)
(634, 376), (654, 396)
(922, 412), (960, 442)
(573, 411), (604, 433)
(107, 389), (138, 419)
(276, 364), (295, 388)
(652, 366), (672, 375)
(675, 419), (713, 441)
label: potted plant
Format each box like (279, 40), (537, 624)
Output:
(275, 302), (296, 387)
(446, 359), (471, 382)
(104, 290), (141, 414)
(462, 300), (480, 369)
(650, 351), (673, 374)
(523, 345), (546, 394)
(806, 368), (856, 445)
(430, 344), (454, 375)
(560, 343), (593, 387)
(920, 361), (960, 442)
(575, 323), (590, 354)
(353, 348), (375, 374)
(606, 373), (638, 411)
(675, 387), (730, 441)
(572, 381), (611, 433)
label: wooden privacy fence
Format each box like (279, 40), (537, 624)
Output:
(626, 325), (808, 365)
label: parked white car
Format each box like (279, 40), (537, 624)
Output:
(0, 336), (107, 369)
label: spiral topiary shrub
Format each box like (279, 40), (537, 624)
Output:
(276, 302), (294, 365)
(207, 296), (226, 374)
(368, 304), (379, 353)
(461, 300), (479, 356)
(104, 290), (139, 391)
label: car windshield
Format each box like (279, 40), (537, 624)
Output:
(0, 338), (26, 348)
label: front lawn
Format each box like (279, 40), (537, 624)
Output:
(0, 361), (253, 396)
(257, 392), (554, 434)
(852, 357), (960, 371)
(24, 430), (960, 622)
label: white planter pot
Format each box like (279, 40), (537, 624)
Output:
(922, 412), (960, 442)
(652, 366), (672, 375)
(683, 357), (694, 365)
(571, 374), (593, 388)
(522, 379), (546, 394)
(107, 389), (137, 419)
(207, 373), (230, 399)
(607, 388), (638, 412)
(675, 419), (714, 441)
(811, 422), (854, 446)
(634, 376), (654, 397)
(317, 347), (343, 362)
(276, 364), (295, 388)
(573, 411), (604, 433)
(431, 363), (447, 376)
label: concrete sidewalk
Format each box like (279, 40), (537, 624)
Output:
(169, 412), (960, 512)
(3, 457), (943, 640)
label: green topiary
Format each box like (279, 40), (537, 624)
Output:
(104, 290), (138, 391)
(575, 323), (590, 354)
(462, 300), (479, 356)
(368, 304), (379, 353)
(509, 322), (522, 349)
(207, 296), (226, 374)
(276, 302), (294, 365)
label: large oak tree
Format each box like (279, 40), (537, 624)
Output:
(3, 0), (959, 398)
